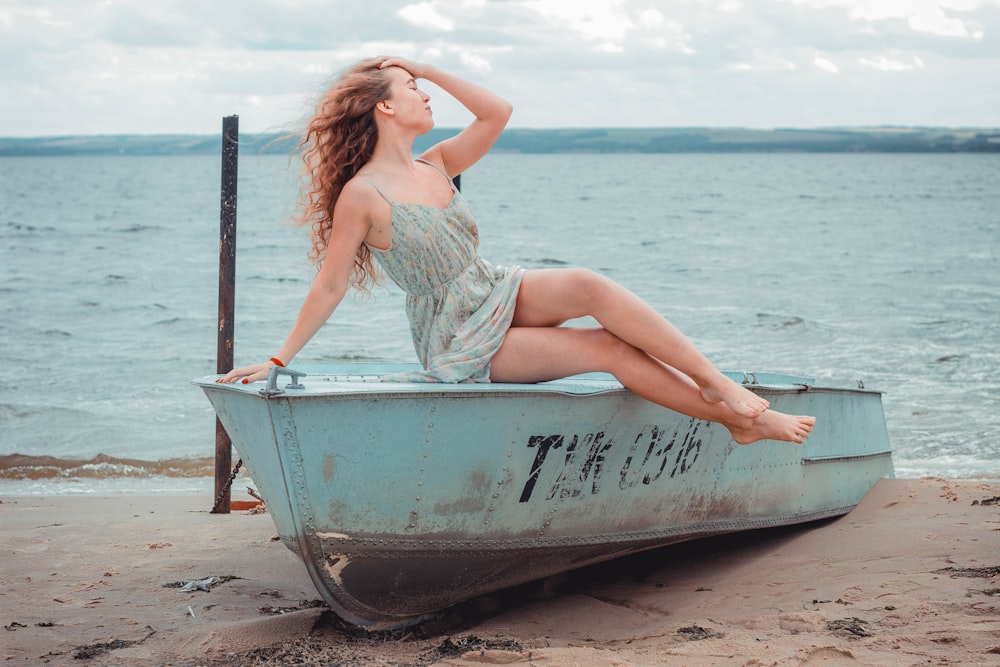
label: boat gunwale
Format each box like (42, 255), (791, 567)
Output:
(193, 376), (883, 400)
(193, 361), (884, 398)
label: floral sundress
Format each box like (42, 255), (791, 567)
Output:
(365, 159), (525, 382)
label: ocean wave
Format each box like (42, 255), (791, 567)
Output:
(755, 313), (806, 328)
(315, 353), (387, 362)
(3, 221), (58, 233)
(245, 274), (305, 283)
(113, 223), (164, 233)
(0, 453), (215, 480)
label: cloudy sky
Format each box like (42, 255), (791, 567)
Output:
(2, 0), (998, 136)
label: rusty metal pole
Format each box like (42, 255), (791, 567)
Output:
(213, 115), (239, 514)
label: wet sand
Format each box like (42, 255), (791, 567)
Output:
(2, 477), (998, 666)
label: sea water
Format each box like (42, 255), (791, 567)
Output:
(1, 151), (997, 494)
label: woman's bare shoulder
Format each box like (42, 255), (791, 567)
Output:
(341, 174), (377, 199)
(333, 174), (391, 246)
(337, 175), (385, 214)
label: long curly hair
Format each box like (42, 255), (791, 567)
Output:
(291, 57), (390, 294)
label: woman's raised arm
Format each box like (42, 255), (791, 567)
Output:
(378, 57), (512, 176)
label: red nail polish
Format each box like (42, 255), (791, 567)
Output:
(242, 378), (249, 384)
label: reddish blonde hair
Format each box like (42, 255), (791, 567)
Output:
(291, 57), (390, 293)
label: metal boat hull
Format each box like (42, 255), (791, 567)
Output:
(194, 363), (893, 629)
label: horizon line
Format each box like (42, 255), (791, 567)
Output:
(3, 124), (1000, 140)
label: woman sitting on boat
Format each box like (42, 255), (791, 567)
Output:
(219, 56), (815, 445)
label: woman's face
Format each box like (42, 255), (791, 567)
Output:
(382, 66), (433, 131)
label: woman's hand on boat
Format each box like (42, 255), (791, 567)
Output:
(217, 362), (273, 384)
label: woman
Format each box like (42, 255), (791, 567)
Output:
(219, 56), (815, 445)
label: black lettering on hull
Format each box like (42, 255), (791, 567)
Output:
(519, 420), (706, 503)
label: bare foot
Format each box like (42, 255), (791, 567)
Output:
(727, 410), (816, 445)
(700, 376), (770, 418)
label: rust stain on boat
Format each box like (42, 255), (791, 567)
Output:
(323, 454), (337, 482)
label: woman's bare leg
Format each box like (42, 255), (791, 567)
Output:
(509, 268), (771, 418)
(490, 327), (815, 445)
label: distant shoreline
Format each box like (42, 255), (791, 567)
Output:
(2, 126), (999, 156)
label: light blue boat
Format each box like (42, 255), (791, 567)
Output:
(194, 363), (893, 629)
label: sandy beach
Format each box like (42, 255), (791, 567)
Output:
(2, 477), (998, 666)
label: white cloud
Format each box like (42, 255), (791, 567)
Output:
(780, 0), (990, 38)
(638, 8), (664, 28)
(727, 51), (798, 72)
(22, 7), (70, 28)
(907, 6), (984, 37)
(0, 0), (998, 134)
(814, 55), (840, 72)
(398, 2), (455, 30)
(520, 1), (697, 53)
(458, 50), (492, 74)
(302, 63), (331, 76)
(524, 0), (634, 43)
(635, 10), (695, 53)
(859, 54), (926, 70)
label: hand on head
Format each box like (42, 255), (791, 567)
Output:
(376, 56), (429, 79)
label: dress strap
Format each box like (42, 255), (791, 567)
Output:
(415, 158), (458, 192)
(366, 179), (394, 205)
